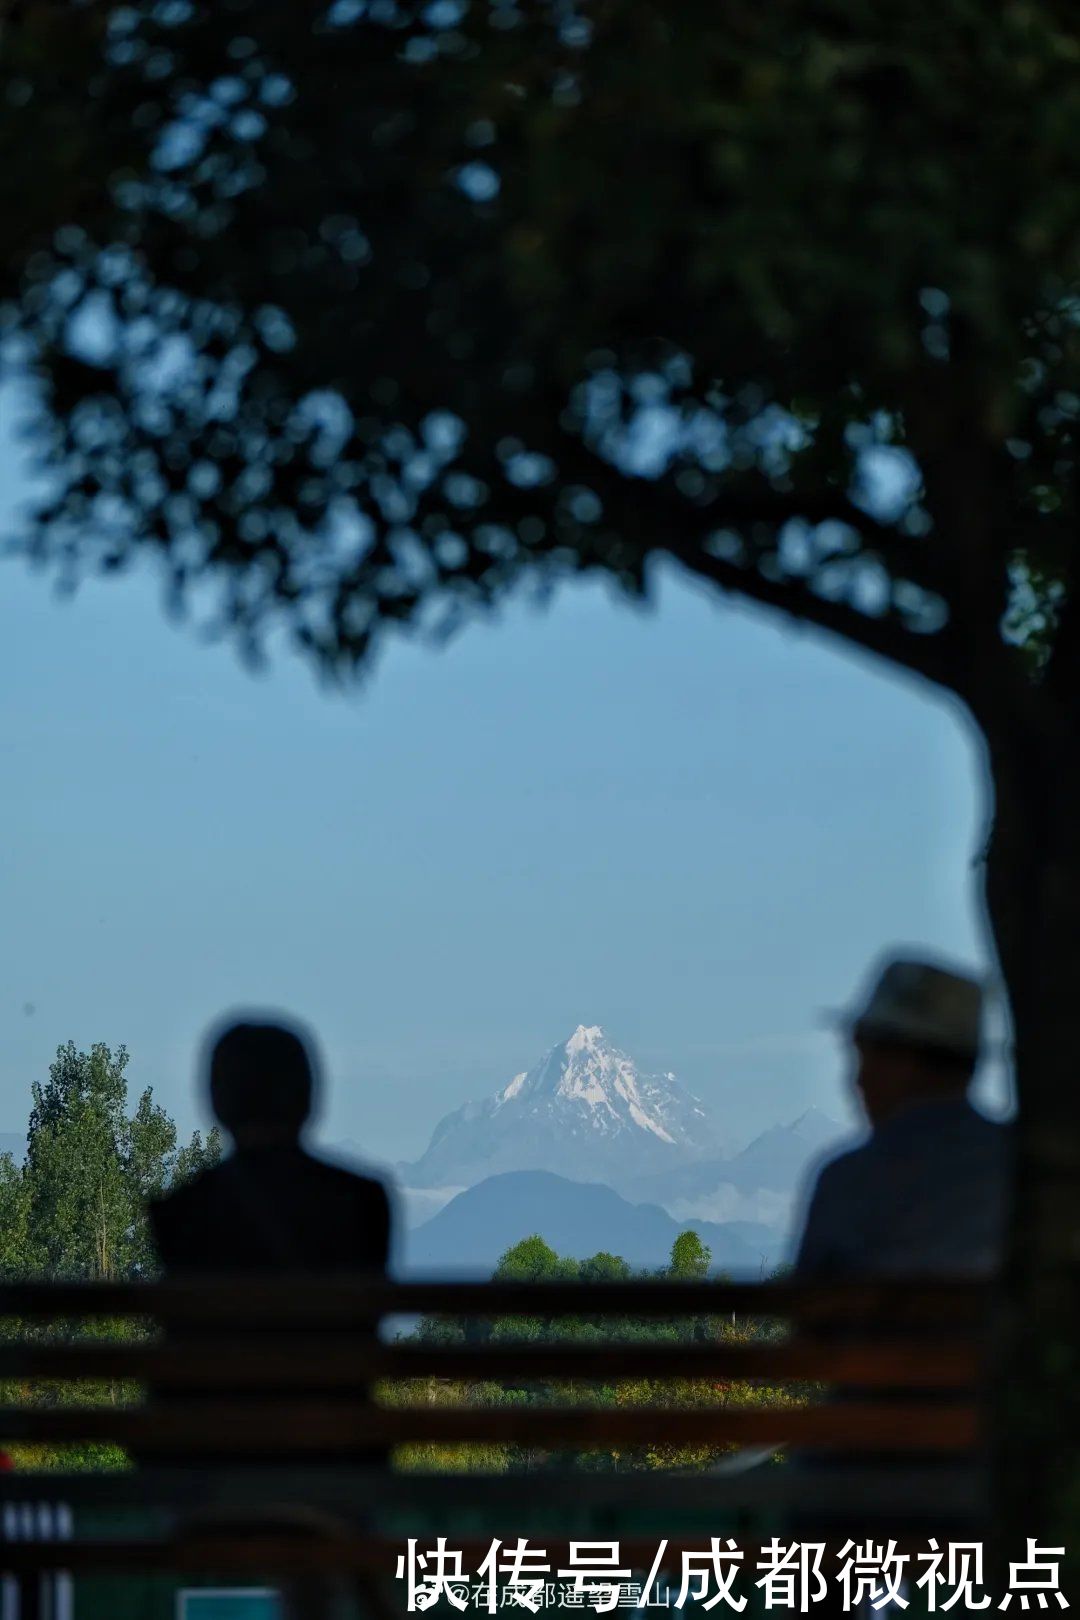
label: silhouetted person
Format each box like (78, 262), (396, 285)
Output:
(150, 1019), (391, 1274)
(787, 956), (1011, 1580)
(794, 955), (1010, 1278)
(148, 1019), (394, 1620)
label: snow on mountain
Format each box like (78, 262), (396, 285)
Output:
(400, 1025), (724, 1190)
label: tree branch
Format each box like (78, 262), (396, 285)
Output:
(545, 434), (966, 691)
(661, 529), (962, 691)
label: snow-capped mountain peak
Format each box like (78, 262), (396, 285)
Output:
(402, 1025), (724, 1189)
(567, 1022), (604, 1055)
(527, 1024), (679, 1142)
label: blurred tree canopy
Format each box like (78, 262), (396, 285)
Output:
(2, 0), (1078, 687)
(5, 0), (1080, 1543)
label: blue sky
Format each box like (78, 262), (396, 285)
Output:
(0, 412), (1007, 1169)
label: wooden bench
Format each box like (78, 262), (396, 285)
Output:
(0, 1275), (991, 1593)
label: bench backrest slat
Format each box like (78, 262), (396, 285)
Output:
(0, 1399), (980, 1452)
(0, 1338), (980, 1388)
(0, 1277), (992, 1467)
(0, 1275), (988, 1324)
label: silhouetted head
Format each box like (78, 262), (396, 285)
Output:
(851, 1033), (977, 1129)
(832, 955), (983, 1129)
(205, 1018), (318, 1149)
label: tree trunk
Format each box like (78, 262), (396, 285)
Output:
(982, 703), (1080, 1582)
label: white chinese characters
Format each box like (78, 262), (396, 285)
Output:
(394, 1539), (1070, 1614)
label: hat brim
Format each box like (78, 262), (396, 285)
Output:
(820, 1006), (979, 1058)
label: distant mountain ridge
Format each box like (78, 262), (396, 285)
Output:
(400, 1025), (725, 1190)
(630, 1106), (847, 1202)
(627, 1106), (851, 1231)
(403, 1170), (779, 1277)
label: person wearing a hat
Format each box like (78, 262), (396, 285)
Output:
(793, 954), (1011, 1278)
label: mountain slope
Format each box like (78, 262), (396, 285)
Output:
(725, 1107), (849, 1191)
(627, 1106), (850, 1226)
(401, 1025), (723, 1189)
(403, 1169), (777, 1277)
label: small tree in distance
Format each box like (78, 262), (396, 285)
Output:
(666, 1231), (712, 1281)
(492, 1234), (580, 1283)
(579, 1251), (632, 1283)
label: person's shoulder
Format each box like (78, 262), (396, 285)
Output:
(813, 1140), (875, 1198)
(806, 1133), (872, 1192)
(789, 1133), (870, 1241)
(150, 1163), (231, 1259)
(150, 1157), (225, 1218)
(921, 1098), (1012, 1152)
(303, 1151), (391, 1203)
(148, 1160), (230, 1265)
(789, 1134), (871, 1273)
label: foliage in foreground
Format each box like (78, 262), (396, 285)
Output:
(0, 1041), (221, 1469)
(3, 0), (1079, 699)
